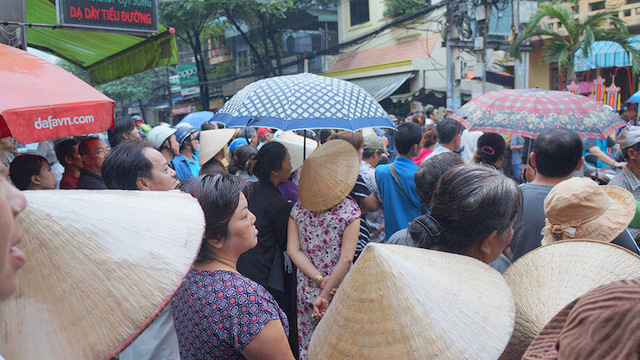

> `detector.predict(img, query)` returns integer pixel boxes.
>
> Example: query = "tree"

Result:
[159,0,216,110]
[510,4,640,76]
[384,0,426,18]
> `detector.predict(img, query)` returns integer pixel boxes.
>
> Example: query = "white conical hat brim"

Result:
[272,131,318,171]
[308,243,515,359]
[199,129,236,164]
[0,190,205,360]
[500,240,640,360]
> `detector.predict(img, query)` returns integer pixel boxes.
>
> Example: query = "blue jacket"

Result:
[375,157,428,241]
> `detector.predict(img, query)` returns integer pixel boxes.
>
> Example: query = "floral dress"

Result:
[290,198,360,359]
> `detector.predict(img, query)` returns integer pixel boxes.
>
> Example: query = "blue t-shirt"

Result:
[375,157,428,241]
[511,135,524,165]
[172,153,200,181]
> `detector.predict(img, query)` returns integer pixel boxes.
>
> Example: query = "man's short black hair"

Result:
[395,122,422,155]
[435,118,461,144]
[102,140,154,190]
[10,154,48,190]
[533,128,583,178]
[55,139,79,167]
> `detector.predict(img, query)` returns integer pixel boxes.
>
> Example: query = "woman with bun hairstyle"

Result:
[408,164,522,264]
[228,144,258,181]
[173,174,294,360]
[473,132,506,170]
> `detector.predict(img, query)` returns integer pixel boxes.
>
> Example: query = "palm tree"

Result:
[510,4,640,75]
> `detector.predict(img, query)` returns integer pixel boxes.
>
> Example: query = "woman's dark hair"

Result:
[180,174,247,263]
[421,126,438,149]
[228,144,258,174]
[248,142,288,181]
[328,131,364,151]
[102,140,153,190]
[200,158,229,176]
[108,117,136,149]
[318,129,334,144]
[473,133,506,167]
[55,138,79,167]
[408,164,522,255]
[414,152,465,208]
[9,154,48,190]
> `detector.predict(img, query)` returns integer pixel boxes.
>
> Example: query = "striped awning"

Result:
[574,35,640,72]
[348,72,415,102]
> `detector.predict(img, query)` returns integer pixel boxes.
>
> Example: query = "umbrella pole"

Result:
[524,138,532,184]
[303,130,307,161]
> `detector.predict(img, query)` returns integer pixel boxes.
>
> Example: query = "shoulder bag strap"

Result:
[389,163,425,215]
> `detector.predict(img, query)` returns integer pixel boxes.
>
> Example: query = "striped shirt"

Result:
[347,174,372,261]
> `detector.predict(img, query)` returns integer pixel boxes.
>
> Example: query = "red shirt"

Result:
[59,171,79,189]
[412,148,433,165]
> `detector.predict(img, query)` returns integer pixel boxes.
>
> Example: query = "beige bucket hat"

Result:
[541,178,635,245]
[308,243,515,360]
[298,139,359,212]
[198,129,236,164]
[272,131,318,171]
[0,190,205,360]
[499,240,640,360]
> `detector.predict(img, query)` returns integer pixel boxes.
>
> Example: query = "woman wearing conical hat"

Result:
[286,139,361,359]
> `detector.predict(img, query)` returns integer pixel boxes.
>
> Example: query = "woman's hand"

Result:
[312,294,331,319]
[319,276,328,290]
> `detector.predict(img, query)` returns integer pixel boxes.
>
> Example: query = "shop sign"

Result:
[56,0,159,34]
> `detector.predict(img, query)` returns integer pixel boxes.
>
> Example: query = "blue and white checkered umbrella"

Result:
[213,73,394,131]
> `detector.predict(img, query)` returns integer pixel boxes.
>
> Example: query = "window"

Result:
[286,35,296,55]
[237,50,249,72]
[349,0,370,27]
[590,1,605,11]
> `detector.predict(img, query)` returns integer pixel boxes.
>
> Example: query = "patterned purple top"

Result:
[171,269,289,360]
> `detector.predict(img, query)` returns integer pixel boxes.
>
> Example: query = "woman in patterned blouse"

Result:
[172,174,294,360]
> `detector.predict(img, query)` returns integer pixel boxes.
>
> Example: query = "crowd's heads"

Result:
[78,137,108,172]
[409,164,522,264]
[395,122,423,155]
[248,141,291,183]
[257,127,273,143]
[180,174,251,263]
[411,113,426,126]
[102,140,179,191]
[174,126,198,153]
[228,144,258,174]
[329,131,364,153]
[147,125,179,156]
[425,107,439,122]
[0,174,26,300]
[617,126,640,162]
[318,129,335,144]
[541,178,635,245]
[9,154,56,190]
[237,127,258,145]
[435,118,462,145]
[55,139,82,170]
[362,133,386,160]
[420,125,438,149]
[474,133,506,168]
[533,128,583,178]
[200,121,218,131]
[414,152,464,208]
[108,117,141,149]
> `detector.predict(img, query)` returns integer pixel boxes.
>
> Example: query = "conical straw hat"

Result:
[308,243,515,359]
[499,240,640,360]
[272,131,318,171]
[198,129,236,164]
[0,190,205,360]
[298,139,359,212]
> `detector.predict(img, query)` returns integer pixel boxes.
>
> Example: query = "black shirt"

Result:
[237,180,290,293]
[347,174,372,261]
[76,168,106,190]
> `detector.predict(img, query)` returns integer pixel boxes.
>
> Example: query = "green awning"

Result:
[25,0,178,85]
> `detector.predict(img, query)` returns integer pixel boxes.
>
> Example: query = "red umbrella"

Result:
[0,44,114,144]
[450,89,626,139]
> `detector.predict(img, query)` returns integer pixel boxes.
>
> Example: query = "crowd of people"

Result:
[3,105,640,360]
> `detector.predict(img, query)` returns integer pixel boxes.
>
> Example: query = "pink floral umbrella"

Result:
[450,89,626,139]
